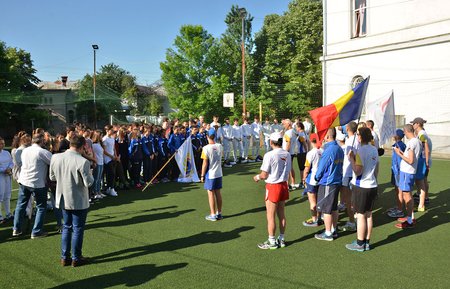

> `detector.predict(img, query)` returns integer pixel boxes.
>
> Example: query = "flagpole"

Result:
[141,153,176,192]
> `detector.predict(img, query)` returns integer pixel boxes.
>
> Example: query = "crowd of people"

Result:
[0,114,433,264]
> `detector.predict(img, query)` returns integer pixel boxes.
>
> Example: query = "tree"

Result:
[0,41,46,133]
[76,63,137,125]
[253,0,323,118]
[161,25,225,120]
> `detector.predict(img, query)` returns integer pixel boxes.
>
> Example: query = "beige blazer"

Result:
[49,149,94,210]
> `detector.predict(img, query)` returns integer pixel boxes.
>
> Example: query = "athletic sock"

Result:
[325,231,332,237]
[268,236,276,244]
[357,239,365,246]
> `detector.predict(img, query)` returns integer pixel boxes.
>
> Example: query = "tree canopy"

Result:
[161,0,323,120]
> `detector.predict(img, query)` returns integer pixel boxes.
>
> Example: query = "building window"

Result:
[352,0,367,38]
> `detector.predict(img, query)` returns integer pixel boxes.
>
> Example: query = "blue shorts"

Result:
[204,177,222,191]
[303,183,319,194]
[415,157,427,180]
[399,171,415,192]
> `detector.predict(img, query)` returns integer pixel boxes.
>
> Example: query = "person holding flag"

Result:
[201,128,224,222]
[314,128,344,241]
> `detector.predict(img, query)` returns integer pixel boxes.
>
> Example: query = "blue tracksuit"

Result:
[315,141,344,186]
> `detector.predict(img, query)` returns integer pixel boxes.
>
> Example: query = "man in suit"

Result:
[50,135,94,267]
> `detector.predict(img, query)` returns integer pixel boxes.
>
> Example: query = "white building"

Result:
[322,0,450,156]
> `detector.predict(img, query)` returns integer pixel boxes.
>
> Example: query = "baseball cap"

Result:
[395,129,404,139]
[207,128,216,137]
[410,117,427,125]
[269,132,283,142]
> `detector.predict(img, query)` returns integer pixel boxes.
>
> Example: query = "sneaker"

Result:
[397,217,416,223]
[417,206,425,212]
[277,238,286,248]
[31,231,48,239]
[12,230,22,237]
[332,230,339,239]
[255,158,262,162]
[303,218,320,227]
[395,220,415,229]
[340,221,356,232]
[387,209,404,218]
[257,240,278,250]
[248,159,256,163]
[288,185,296,191]
[241,159,248,164]
[223,163,232,168]
[337,202,346,212]
[314,231,333,241]
[345,240,365,252]
[365,242,371,251]
[205,215,217,222]
[109,188,118,197]
[386,207,398,213]
[230,161,237,165]
[215,213,223,220]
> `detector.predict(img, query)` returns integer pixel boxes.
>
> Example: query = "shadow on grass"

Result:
[91,226,254,264]
[86,208,195,230]
[49,263,188,289]
[373,188,450,249]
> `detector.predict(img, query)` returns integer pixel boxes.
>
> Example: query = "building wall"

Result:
[323,0,450,156]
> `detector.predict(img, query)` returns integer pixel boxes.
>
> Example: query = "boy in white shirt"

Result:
[241,118,252,163]
[201,128,224,221]
[231,118,243,164]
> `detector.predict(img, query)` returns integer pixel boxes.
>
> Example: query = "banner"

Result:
[175,136,200,183]
[367,90,396,146]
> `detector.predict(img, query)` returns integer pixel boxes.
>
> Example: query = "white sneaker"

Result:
[230,161,237,165]
[109,188,118,197]
[241,159,248,164]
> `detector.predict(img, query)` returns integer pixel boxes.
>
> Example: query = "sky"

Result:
[0,0,292,85]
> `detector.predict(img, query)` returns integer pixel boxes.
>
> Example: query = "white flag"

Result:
[367,90,396,146]
[175,136,200,183]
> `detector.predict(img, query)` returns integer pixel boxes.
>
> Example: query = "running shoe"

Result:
[257,240,278,250]
[339,221,356,232]
[395,220,415,229]
[345,240,365,252]
[302,218,320,227]
[205,215,217,222]
[277,238,286,248]
[387,209,404,218]
[314,232,333,241]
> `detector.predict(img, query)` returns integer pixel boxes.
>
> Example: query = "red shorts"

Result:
[265,182,289,203]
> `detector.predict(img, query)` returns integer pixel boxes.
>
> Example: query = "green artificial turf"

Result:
[0,157,449,289]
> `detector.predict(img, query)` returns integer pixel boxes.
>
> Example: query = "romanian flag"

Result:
[309,76,370,141]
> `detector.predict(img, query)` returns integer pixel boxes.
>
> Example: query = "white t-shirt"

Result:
[400,138,421,174]
[305,147,322,186]
[102,136,116,164]
[282,129,297,155]
[260,148,291,184]
[201,143,223,179]
[92,143,104,166]
[262,123,273,140]
[343,135,360,178]
[303,121,312,135]
[351,144,379,188]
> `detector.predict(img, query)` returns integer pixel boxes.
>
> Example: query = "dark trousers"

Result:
[130,161,142,185]
[104,161,116,189]
[143,156,151,182]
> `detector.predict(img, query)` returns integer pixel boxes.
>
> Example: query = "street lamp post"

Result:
[92,44,99,129]
[239,7,247,118]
